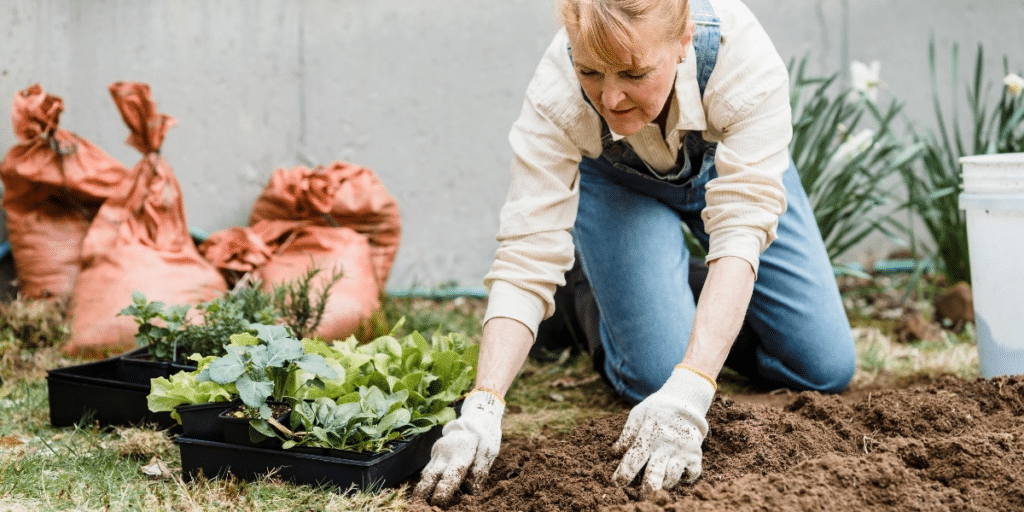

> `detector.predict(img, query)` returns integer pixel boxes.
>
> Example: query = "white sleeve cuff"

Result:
[482,280,547,338]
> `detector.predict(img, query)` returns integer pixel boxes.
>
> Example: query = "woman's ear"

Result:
[678,20,695,60]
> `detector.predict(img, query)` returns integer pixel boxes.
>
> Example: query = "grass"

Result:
[0,276,979,511]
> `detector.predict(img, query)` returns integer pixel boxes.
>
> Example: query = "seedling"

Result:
[198,324,338,419]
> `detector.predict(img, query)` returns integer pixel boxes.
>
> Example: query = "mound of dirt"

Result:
[408,375,1024,511]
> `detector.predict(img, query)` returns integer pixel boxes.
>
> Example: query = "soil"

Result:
[406,375,1024,511]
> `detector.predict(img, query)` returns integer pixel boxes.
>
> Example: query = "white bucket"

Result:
[959,152,1024,378]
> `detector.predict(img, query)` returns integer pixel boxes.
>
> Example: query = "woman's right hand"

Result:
[413,389,505,505]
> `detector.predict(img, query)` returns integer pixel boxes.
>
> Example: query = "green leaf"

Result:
[377,408,412,432]
[295,353,339,380]
[429,351,463,384]
[361,386,388,417]
[374,336,403,359]
[237,373,274,409]
[266,336,304,368]
[253,323,293,344]
[228,332,260,347]
[208,346,247,385]
[251,418,276,438]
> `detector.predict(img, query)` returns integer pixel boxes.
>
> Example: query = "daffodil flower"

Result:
[1004,73,1024,97]
[830,129,875,167]
[850,60,884,102]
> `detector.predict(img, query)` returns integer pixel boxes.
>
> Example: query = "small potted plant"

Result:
[200,324,338,446]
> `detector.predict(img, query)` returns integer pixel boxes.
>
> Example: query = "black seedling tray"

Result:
[176,400,236,441]
[218,401,289,448]
[176,424,443,490]
[47,356,177,429]
[117,347,197,385]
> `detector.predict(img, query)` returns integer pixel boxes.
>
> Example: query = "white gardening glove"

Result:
[611,366,716,499]
[413,389,504,505]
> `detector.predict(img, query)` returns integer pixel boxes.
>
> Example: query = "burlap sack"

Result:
[248,161,401,291]
[64,82,227,357]
[0,84,131,298]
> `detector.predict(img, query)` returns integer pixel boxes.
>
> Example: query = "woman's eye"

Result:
[578,69,598,77]
[625,71,649,80]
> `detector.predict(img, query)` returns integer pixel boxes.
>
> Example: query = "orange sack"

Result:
[64,82,227,358]
[199,219,379,342]
[0,84,132,299]
[248,161,401,290]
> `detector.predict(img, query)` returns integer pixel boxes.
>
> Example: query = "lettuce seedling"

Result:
[147,354,235,422]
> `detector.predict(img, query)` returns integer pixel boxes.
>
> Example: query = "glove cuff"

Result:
[674,363,718,391]
[463,388,506,419]
[664,366,716,416]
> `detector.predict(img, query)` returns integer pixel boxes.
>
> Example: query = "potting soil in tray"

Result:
[46,356,177,429]
[176,424,444,490]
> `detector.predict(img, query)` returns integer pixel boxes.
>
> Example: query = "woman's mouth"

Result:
[609,107,635,116]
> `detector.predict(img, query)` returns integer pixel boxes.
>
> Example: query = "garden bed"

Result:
[408,375,1024,511]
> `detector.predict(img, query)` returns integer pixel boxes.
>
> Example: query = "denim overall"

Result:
[564,0,856,404]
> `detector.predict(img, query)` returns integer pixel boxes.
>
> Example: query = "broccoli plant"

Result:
[198,324,338,419]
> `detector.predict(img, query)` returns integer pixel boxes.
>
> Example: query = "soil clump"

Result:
[408,375,1024,511]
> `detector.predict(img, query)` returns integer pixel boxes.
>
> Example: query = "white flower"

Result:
[850,60,884,102]
[830,129,876,167]
[1004,73,1024,97]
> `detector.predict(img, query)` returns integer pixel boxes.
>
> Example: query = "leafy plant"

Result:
[788,55,921,267]
[899,39,1024,284]
[198,324,338,419]
[146,354,236,422]
[146,317,477,453]
[256,323,475,453]
[121,287,281,364]
[282,388,417,453]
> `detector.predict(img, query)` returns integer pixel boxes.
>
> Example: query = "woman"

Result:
[415,0,856,504]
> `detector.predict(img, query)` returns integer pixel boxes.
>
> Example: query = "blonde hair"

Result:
[560,0,690,68]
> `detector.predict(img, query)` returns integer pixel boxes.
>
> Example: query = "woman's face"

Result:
[569,17,689,136]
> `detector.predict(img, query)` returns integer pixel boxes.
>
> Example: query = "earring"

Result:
[678,56,685,64]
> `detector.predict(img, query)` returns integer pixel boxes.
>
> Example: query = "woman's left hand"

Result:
[611,366,716,498]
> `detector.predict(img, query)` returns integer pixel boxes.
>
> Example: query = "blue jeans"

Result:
[573,156,856,404]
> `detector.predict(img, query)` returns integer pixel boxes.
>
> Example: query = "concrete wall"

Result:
[2,1,1023,291]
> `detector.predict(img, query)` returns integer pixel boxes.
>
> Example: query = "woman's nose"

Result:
[602,80,626,110]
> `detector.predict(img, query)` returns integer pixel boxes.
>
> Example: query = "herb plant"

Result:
[272,265,344,340]
[121,288,281,364]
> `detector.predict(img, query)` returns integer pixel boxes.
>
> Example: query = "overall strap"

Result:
[689,0,721,97]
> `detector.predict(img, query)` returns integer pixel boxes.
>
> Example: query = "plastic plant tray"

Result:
[117,347,197,385]
[46,356,176,429]
[218,401,288,448]
[176,400,237,441]
[177,424,443,490]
